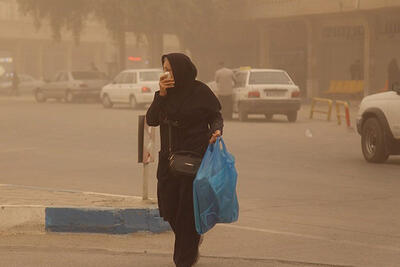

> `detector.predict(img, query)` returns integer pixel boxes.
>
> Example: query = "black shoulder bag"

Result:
[167,120,202,177]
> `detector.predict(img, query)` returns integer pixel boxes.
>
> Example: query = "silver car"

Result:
[0,74,44,95]
[34,71,109,103]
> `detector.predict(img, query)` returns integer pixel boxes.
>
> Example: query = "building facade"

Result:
[0,0,154,80]
[230,0,400,98]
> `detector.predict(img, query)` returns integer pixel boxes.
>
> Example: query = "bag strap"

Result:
[165,87,197,155]
[168,121,173,155]
[167,119,180,155]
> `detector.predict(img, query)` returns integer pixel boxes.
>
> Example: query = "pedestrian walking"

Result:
[146,53,223,267]
[11,71,19,96]
[388,58,400,90]
[215,62,235,120]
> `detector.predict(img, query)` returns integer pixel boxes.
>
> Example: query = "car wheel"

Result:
[102,94,113,108]
[130,95,138,109]
[35,89,46,103]
[265,114,273,120]
[287,111,298,122]
[65,90,75,103]
[361,117,389,163]
[238,107,248,122]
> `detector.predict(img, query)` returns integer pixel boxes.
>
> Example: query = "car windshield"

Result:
[249,71,292,85]
[72,71,106,80]
[139,71,162,82]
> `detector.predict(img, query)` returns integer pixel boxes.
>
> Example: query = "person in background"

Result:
[11,71,20,96]
[388,58,400,90]
[350,59,363,80]
[90,62,99,72]
[146,53,223,267]
[215,62,235,120]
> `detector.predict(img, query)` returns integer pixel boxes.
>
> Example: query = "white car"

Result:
[35,71,109,103]
[101,69,162,109]
[233,68,301,122]
[356,86,400,163]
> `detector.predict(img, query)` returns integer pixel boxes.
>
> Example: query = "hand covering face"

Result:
[161,53,221,125]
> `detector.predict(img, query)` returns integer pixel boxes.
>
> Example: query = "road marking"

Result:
[82,191,143,200]
[0,147,37,153]
[0,205,47,208]
[0,245,352,266]
[0,184,144,200]
[219,224,400,252]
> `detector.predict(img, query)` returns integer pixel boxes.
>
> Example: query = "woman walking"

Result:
[146,53,223,267]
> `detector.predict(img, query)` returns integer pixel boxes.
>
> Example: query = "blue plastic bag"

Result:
[193,137,239,234]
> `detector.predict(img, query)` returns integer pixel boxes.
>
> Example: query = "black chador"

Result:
[146,53,223,267]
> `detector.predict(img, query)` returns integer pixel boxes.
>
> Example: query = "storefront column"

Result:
[66,42,73,71]
[38,41,45,79]
[305,19,320,99]
[149,32,163,68]
[362,16,377,96]
[14,39,23,73]
[258,25,271,68]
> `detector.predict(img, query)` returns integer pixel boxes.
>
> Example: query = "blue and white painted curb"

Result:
[0,205,170,234]
[46,207,170,234]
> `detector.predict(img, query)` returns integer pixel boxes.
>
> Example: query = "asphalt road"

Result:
[1,96,400,266]
[0,232,326,267]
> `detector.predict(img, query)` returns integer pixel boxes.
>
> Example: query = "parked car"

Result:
[100,69,162,109]
[0,74,11,94]
[0,74,44,95]
[232,68,301,122]
[34,71,109,103]
[356,85,400,163]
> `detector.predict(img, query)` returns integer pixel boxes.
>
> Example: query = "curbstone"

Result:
[148,209,172,233]
[45,207,171,234]
[0,206,45,233]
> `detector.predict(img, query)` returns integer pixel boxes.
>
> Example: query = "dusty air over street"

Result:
[1,1,400,267]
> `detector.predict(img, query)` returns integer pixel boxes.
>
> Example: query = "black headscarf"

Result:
[161,53,221,124]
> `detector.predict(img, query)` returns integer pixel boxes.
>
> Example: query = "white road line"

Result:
[218,224,400,252]
[0,147,37,153]
[0,204,47,208]
[82,191,143,200]
[0,184,144,200]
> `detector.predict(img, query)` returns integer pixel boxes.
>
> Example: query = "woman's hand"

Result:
[159,74,175,96]
[209,130,221,144]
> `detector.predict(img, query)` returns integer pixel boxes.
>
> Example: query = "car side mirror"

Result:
[392,82,400,95]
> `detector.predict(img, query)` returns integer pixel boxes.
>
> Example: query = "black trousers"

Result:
[218,95,233,120]
[160,176,200,267]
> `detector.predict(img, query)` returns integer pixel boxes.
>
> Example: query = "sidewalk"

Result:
[0,184,352,267]
[0,184,169,234]
[0,95,34,102]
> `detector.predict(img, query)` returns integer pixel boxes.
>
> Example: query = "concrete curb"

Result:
[1,205,170,234]
[0,205,46,233]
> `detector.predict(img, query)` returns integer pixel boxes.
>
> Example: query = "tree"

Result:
[16,0,231,74]
[17,0,92,44]
[167,0,231,76]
